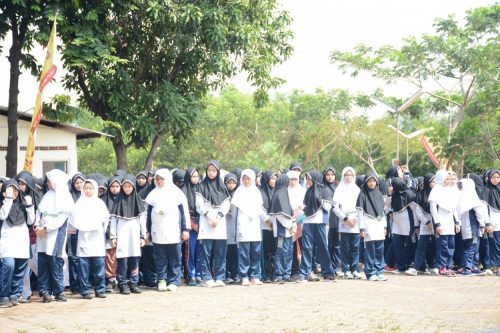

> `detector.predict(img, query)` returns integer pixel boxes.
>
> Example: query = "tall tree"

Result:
[48,0,292,171]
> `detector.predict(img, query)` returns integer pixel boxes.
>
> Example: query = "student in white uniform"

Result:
[0,180,35,308]
[429,170,460,276]
[195,160,231,288]
[483,169,500,275]
[145,169,190,292]
[333,167,361,279]
[357,174,387,281]
[34,169,74,303]
[232,169,268,286]
[109,175,147,294]
[70,179,109,299]
[287,170,306,279]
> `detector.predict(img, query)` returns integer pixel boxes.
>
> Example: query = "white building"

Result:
[0,107,110,178]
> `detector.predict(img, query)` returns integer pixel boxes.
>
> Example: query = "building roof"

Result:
[0,107,113,140]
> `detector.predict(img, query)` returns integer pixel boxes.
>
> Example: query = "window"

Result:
[42,161,68,176]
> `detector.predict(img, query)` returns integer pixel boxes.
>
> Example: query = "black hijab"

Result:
[232,168,243,184]
[356,175,366,188]
[304,170,331,217]
[224,173,238,198]
[483,169,500,210]
[197,160,230,206]
[467,173,484,200]
[135,170,149,194]
[378,176,388,196]
[391,177,416,212]
[322,166,337,198]
[356,173,385,219]
[260,170,277,211]
[15,171,42,211]
[385,165,400,180]
[69,173,86,202]
[416,172,434,214]
[110,174,146,219]
[103,175,122,212]
[1,180,27,226]
[172,169,186,188]
[182,167,200,216]
[269,174,293,217]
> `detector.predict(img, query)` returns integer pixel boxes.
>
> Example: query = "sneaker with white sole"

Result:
[201,280,216,288]
[344,271,354,279]
[251,279,263,285]
[241,278,250,286]
[368,275,378,281]
[214,280,225,287]
[377,274,387,281]
[158,279,167,292]
[405,268,418,276]
[353,271,362,279]
[167,284,178,292]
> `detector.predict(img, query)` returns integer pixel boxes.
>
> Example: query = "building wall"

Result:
[0,116,78,178]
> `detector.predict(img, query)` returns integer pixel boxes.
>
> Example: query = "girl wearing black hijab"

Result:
[0,180,35,307]
[224,172,239,284]
[388,177,416,273]
[109,175,147,294]
[406,173,436,276]
[68,172,86,295]
[356,174,387,281]
[269,174,297,283]
[260,170,278,283]
[183,168,202,286]
[323,166,341,276]
[195,160,231,287]
[483,169,500,275]
[297,170,336,282]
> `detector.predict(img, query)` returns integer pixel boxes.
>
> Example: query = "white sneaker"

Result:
[484,269,494,275]
[353,271,362,279]
[405,268,418,276]
[344,271,353,279]
[241,278,250,286]
[430,268,439,276]
[166,284,178,292]
[157,279,167,292]
[201,279,216,288]
[251,279,263,285]
[214,280,225,287]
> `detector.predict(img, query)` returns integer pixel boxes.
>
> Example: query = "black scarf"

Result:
[182,167,200,216]
[467,173,484,200]
[15,171,42,211]
[322,166,337,198]
[1,180,27,226]
[260,170,277,211]
[304,170,330,217]
[416,173,434,213]
[110,174,146,219]
[224,173,238,198]
[197,160,230,206]
[269,174,293,217]
[391,177,416,212]
[385,165,399,180]
[103,176,122,212]
[69,173,86,202]
[483,170,500,210]
[356,173,385,219]
[135,170,149,194]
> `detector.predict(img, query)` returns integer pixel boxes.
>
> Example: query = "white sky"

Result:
[0,0,495,112]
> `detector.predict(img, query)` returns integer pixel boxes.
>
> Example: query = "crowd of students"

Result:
[0,161,498,308]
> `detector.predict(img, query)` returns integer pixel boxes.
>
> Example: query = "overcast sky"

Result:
[0,0,495,112]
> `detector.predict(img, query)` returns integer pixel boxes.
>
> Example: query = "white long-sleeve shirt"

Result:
[0,198,35,258]
[195,194,230,240]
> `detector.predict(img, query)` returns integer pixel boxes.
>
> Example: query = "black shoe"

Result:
[95,293,107,299]
[130,284,142,294]
[284,277,294,283]
[41,291,51,303]
[82,293,93,300]
[119,285,131,295]
[263,278,272,284]
[55,292,67,302]
[324,275,337,282]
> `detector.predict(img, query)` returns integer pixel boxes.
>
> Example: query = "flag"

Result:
[420,136,441,169]
[23,16,58,172]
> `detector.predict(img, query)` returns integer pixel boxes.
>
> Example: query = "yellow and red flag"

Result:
[23,16,58,172]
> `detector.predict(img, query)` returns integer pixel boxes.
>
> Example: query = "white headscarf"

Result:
[428,169,455,212]
[286,170,306,210]
[38,169,74,215]
[70,179,109,231]
[459,178,482,216]
[145,169,187,214]
[332,167,360,214]
[231,169,263,217]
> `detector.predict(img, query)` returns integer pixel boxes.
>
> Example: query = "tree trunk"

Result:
[5,35,22,177]
[112,136,128,172]
[143,131,165,171]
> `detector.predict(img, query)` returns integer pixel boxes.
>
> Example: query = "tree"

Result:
[48,0,292,172]
[0,1,49,177]
[330,4,500,175]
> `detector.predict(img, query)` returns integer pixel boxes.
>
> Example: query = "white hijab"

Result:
[71,179,109,231]
[145,169,187,214]
[332,167,360,213]
[38,169,74,215]
[231,169,263,217]
[458,178,482,216]
[287,170,306,210]
[428,169,455,212]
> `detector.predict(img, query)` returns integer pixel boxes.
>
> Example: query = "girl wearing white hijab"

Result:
[70,179,110,299]
[231,169,268,286]
[34,169,74,303]
[145,169,190,292]
[333,167,361,279]
[286,170,306,278]
[429,170,460,276]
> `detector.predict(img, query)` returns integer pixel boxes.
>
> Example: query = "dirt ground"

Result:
[1,274,499,333]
